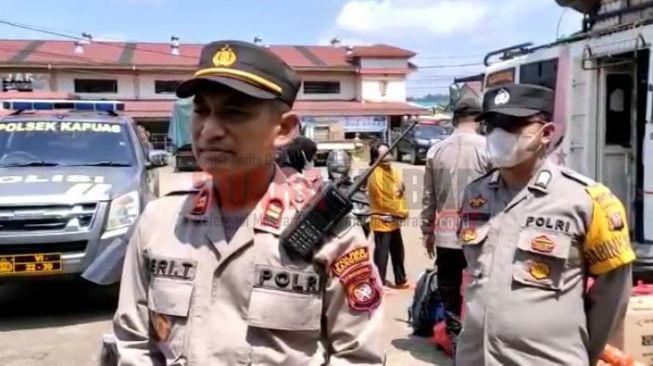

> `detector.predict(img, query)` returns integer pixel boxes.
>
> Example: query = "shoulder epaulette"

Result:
[559,167,596,187]
[164,190,199,197]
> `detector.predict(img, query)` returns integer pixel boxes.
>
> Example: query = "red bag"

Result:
[431,271,471,357]
[432,321,454,357]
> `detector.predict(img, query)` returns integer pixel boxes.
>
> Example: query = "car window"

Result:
[414,125,447,138]
[0,120,136,166]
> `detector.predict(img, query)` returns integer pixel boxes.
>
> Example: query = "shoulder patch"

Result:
[560,168,596,187]
[583,183,635,275]
[331,246,382,312]
[164,190,200,197]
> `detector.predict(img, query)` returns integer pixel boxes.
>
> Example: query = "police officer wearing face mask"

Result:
[456,83,635,366]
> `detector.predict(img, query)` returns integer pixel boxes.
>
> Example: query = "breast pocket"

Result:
[246,288,322,331]
[147,278,194,364]
[512,230,572,291]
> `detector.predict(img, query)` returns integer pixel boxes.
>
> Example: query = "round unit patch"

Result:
[347,278,381,312]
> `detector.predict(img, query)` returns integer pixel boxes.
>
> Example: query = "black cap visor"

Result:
[476,107,540,122]
[176,76,277,100]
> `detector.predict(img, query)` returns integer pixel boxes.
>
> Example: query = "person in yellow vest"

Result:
[367,141,410,289]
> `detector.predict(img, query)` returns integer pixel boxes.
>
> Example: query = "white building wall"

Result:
[361,77,406,102]
[55,72,136,100]
[138,73,191,99]
[297,72,357,100]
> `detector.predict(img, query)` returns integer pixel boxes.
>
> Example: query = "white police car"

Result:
[0,99,167,284]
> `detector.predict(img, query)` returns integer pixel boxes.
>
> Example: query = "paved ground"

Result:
[0,161,451,366]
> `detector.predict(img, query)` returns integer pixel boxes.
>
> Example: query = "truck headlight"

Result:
[105,191,140,233]
[416,138,429,145]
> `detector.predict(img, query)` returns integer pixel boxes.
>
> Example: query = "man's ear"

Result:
[540,122,556,145]
[273,112,300,149]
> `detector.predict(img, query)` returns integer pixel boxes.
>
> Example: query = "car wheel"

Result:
[409,149,419,165]
[394,149,403,162]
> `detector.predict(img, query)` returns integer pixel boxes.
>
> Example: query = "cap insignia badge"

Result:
[494,88,510,105]
[213,45,237,67]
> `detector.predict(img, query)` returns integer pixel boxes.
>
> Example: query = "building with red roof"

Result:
[0,38,426,146]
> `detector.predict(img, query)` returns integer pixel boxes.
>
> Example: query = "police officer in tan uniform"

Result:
[421,91,491,350]
[456,83,635,366]
[112,40,385,366]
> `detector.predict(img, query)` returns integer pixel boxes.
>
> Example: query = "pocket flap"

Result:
[147,278,194,317]
[517,230,571,259]
[247,288,321,331]
[459,223,490,246]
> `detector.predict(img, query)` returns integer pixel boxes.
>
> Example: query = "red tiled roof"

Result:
[351,44,416,58]
[293,101,427,116]
[0,40,416,70]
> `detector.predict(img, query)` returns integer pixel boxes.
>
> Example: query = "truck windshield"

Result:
[414,125,447,138]
[0,120,135,167]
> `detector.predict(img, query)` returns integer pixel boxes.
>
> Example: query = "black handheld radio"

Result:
[279,120,419,261]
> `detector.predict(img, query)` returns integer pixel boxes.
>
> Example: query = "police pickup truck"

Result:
[0,99,168,283]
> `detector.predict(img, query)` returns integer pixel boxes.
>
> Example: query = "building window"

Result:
[303,81,341,94]
[74,79,118,93]
[519,59,558,91]
[379,81,388,97]
[155,80,183,94]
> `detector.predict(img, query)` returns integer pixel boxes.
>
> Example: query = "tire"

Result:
[394,148,403,162]
[409,149,419,165]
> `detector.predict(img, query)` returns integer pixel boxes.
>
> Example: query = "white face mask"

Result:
[486,128,540,168]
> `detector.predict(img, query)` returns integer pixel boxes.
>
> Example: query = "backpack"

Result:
[407,268,446,337]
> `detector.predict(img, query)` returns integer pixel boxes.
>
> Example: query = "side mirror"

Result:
[147,150,169,168]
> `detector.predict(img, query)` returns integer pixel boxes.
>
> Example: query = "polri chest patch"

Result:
[254,265,321,295]
[524,215,572,234]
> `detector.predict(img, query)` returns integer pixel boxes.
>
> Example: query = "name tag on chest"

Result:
[147,255,197,281]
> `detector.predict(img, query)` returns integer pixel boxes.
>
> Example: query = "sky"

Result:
[0,0,584,97]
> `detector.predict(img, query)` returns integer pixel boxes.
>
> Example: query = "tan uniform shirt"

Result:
[456,159,635,366]
[113,166,385,366]
[421,131,491,249]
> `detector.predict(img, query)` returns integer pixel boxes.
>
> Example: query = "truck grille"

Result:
[0,241,87,255]
[0,204,98,233]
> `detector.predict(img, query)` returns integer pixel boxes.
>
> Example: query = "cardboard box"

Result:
[609,295,653,365]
